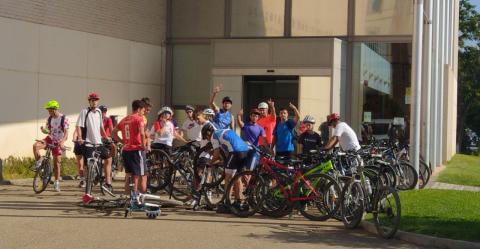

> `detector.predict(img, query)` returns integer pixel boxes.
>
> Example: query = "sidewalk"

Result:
[428,182,480,192]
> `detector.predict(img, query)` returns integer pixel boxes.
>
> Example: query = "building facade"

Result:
[0,0,458,169]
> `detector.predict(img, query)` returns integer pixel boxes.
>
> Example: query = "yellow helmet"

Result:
[44,99,60,110]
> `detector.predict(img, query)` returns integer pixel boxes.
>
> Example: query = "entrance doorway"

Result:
[243,76,299,113]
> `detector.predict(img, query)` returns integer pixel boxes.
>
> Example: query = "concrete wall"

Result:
[0,0,167,45]
[0,16,165,158]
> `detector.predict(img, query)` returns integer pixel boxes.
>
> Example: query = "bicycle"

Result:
[84,142,115,197]
[225,146,342,220]
[32,140,69,194]
[340,151,401,239]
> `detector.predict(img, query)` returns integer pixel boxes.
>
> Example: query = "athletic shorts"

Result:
[151,143,172,155]
[122,150,147,176]
[83,144,111,161]
[73,142,83,156]
[225,151,249,171]
[43,136,62,156]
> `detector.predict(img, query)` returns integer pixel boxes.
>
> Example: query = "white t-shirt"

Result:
[151,121,175,146]
[333,122,361,151]
[76,108,103,145]
[182,119,202,142]
[47,114,70,142]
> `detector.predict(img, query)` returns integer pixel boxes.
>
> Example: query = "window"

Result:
[291,0,348,36]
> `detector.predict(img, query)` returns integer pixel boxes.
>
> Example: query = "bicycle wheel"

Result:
[203,166,226,209]
[418,160,431,189]
[194,145,225,188]
[33,160,52,194]
[171,167,193,202]
[225,171,263,218]
[396,162,418,190]
[258,173,293,218]
[373,186,401,239]
[85,162,96,195]
[147,150,173,192]
[340,181,365,229]
[299,173,341,221]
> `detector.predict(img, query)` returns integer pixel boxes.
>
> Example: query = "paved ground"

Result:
[0,180,423,249]
[428,182,480,192]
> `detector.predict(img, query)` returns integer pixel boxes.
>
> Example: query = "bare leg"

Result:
[76,155,84,177]
[140,175,147,193]
[53,155,61,181]
[104,157,112,184]
[33,142,45,160]
[124,173,131,194]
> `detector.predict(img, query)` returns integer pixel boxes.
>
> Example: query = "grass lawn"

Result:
[438,154,480,187]
[2,156,78,180]
[398,189,480,242]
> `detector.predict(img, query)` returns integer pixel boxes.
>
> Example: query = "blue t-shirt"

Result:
[241,122,266,146]
[214,109,232,129]
[212,129,249,152]
[274,119,296,152]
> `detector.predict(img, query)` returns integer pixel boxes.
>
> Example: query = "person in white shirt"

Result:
[181,105,202,143]
[150,106,186,154]
[323,113,361,152]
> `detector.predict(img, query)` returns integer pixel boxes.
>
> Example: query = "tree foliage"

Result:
[458,0,480,148]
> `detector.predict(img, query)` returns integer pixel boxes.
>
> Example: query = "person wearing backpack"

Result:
[75,92,113,192]
[33,100,70,192]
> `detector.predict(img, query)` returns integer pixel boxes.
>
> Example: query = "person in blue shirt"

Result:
[237,108,268,147]
[273,102,300,159]
[202,125,254,213]
[209,85,234,129]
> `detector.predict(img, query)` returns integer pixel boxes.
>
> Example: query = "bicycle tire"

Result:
[147,150,173,192]
[340,181,365,229]
[225,171,263,218]
[418,160,431,189]
[33,160,52,194]
[373,186,401,239]
[298,173,341,221]
[170,167,194,202]
[396,162,418,190]
[194,145,226,188]
[203,167,226,209]
[257,173,293,218]
[85,161,96,195]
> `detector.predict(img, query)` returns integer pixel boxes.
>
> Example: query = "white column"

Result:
[410,0,424,177]
[422,0,433,168]
[430,0,440,171]
[437,0,446,166]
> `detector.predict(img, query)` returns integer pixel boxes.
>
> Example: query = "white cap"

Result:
[258,102,268,109]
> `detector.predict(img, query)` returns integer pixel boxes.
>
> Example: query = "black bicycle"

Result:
[84,142,115,197]
[32,140,69,194]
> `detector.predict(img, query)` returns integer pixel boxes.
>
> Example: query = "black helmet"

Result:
[222,96,233,104]
[201,123,215,140]
[99,105,107,112]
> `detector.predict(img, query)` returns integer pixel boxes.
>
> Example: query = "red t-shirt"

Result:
[257,114,276,145]
[117,114,145,151]
[103,117,113,137]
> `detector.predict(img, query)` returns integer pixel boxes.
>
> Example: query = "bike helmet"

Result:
[185,105,195,111]
[44,99,60,110]
[88,92,100,100]
[258,102,268,109]
[327,113,340,124]
[303,115,316,124]
[158,106,173,115]
[201,123,215,140]
[202,108,215,116]
[99,105,107,113]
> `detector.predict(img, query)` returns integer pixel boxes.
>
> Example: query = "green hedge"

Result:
[2,156,78,180]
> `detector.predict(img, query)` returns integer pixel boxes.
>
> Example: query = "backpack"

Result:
[47,115,66,133]
[81,108,102,140]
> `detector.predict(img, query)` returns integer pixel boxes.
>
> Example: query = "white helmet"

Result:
[202,108,215,116]
[303,115,316,124]
[258,102,268,109]
[158,106,173,115]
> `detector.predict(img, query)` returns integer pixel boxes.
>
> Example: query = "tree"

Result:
[457,0,480,151]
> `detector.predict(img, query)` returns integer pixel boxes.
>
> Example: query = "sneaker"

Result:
[216,203,231,214]
[31,158,43,171]
[79,178,86,188]
[53,180,60,192]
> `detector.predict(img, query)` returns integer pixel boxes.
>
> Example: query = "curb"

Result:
[360,221,480,249]
[7,175,77,185]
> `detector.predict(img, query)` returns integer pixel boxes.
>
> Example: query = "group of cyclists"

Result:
[33,85,362,212]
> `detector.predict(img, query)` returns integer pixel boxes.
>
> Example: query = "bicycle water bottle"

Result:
[365,178,372,195]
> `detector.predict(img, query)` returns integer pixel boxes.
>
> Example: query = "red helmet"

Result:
[327,113,340,124]
[88,92,100,100]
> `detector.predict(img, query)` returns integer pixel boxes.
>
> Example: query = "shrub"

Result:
[2,156,78,180]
